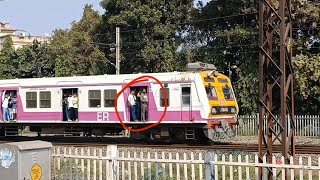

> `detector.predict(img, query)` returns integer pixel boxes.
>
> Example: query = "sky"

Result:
[0,0,211,36]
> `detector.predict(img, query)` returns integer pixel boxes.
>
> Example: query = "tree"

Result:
[99,0,194,74]
[291,1,320,114]
[188,0,259,114]
[187,0,320,115]
[50,4,108,77]
[292,54,320,114]
[16,40,54,78]
[0,36,18,79]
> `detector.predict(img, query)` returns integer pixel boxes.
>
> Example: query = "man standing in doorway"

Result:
[2,92,9,121]
[128,90,138,121]
[140,89,148,122]
[67,94,74,121]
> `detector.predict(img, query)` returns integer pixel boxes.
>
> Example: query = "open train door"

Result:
[0,90,18,121]
[180,84,192,121]
[61,88,78,121]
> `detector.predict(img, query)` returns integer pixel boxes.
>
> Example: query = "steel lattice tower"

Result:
[258,0,295,179]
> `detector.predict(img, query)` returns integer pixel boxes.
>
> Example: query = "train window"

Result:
[88,90,101,108]
[104,89,117,107]
[218,78,228,83]
[223,85,234,100]
[26,92,37,108]
[40,91,51,108]
[160,88,170,107]
[205,85,218,100]
[181,86,191,106]
[204,77,214,82]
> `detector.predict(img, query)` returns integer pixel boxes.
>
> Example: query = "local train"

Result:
[0,62,239,143]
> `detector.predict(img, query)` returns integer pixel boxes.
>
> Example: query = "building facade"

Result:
[0,22,51,51]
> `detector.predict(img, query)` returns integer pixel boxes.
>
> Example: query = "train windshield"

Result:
[205,85,218,100]
[222,85,234,100]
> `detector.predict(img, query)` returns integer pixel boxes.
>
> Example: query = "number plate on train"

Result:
[220,108,228,112]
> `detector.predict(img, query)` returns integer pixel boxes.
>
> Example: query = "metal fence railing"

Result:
[235,114,320,137]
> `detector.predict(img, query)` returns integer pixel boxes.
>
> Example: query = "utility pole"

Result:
[115,27,120,75]
[115,27,129,137]
[258,0,294,179]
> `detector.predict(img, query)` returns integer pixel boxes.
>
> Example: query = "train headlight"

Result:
[211,107,217,114]
[231,107,236,113]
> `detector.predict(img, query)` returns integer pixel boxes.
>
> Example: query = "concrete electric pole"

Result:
[115,27,120,75]
[115,27,129,137]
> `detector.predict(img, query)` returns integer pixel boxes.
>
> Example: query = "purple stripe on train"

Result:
[14,111,201,122]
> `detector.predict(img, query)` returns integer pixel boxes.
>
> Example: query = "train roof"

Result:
[0,62,228,87]
[0,71,202,87]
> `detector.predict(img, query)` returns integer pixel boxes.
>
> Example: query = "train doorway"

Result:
[181,84,192,121]
[128,86,148,122]
[62,88,78,121]
[1,90,18,121]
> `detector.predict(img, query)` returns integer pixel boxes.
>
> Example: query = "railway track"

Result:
[0,136,319,154]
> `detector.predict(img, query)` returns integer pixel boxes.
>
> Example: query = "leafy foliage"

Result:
[293,54,320,114]
[50,4,108,77]
[0,36,18,79]
[188,0,320,115]
[99,0,193,73]
[0,1,319,114]
[188,0,259,114]
[16,40,54,78]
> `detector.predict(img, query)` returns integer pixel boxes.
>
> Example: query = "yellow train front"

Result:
[190,62,239,139]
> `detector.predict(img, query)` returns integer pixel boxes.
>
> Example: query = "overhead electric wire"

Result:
[92,26,318,49]
[90,9,320,59]
[94,12,259,37]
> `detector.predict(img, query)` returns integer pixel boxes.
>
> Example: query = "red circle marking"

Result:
[114,75,168,133]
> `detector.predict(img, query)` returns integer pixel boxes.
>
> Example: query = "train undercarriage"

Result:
[0,121,238,144]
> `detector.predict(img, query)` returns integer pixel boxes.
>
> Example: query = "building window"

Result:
[26,92,37,108]
[181,86,191,106]
[40,91,51,108]
[160,88,170,107]
[88,90,101,108]
[104,89,117,107]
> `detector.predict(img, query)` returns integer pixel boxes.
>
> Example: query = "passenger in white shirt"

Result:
[128,90,137,121]
[2,92,10,121]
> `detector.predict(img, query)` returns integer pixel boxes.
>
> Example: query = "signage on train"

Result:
[29,88,46,90]
[220,108,228,113]
[97,112,110,121]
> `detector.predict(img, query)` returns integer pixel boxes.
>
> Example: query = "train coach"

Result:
[0,62,239,143]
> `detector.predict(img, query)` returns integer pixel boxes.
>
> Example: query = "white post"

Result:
[106,145,118,180]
